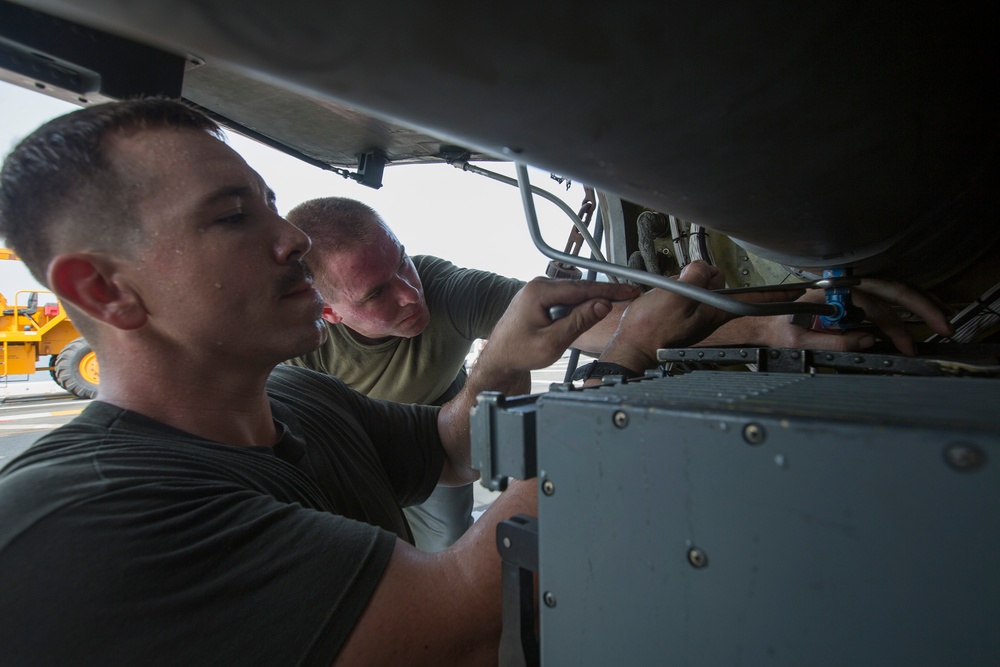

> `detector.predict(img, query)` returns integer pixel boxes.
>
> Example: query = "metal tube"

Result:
[454,161,609,265]
[514,163,840,318]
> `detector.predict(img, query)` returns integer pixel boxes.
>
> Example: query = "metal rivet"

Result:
[613,411,628,429]
[542,479,556,495]
[883,359,893,367]
[825,354,834,361]
[769,349,780,359]
[740,350,748,358]
[502,537,511,548]
[718,351,726,357]
[741,269,750,275]
[944,443,986,472]
[853,356,863,364]
[687,547,708,569]
[697,351,705,358]
[543,591,557,607]
[790,351,800,360]
[678,350,686,357]
[743,423,766,445]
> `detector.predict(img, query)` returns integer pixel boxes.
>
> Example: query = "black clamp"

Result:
[497,514,540,667]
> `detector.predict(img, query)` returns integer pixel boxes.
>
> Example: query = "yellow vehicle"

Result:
[0,248,98,399]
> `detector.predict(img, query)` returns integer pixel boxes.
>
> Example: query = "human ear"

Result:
[320,303,342,324]
[47,253,147,330]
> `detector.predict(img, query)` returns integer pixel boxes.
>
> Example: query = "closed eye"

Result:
[216,211,248,225]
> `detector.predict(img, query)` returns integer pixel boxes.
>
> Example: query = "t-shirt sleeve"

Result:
[268,365,445,508]
[417,255,526,341]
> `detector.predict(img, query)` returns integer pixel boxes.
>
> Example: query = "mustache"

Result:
[276,261,314,294]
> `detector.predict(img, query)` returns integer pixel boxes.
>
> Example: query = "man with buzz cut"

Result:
[0,97,804,665]
[284,197,602,551]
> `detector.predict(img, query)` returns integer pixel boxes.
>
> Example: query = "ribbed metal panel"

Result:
[542,371,1000,431]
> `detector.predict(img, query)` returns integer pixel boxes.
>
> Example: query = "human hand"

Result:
[598,260,741,373]
[479,277,640,375]
[730,277,953,355]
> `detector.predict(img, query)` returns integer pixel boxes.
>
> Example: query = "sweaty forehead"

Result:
[107,127,266,212]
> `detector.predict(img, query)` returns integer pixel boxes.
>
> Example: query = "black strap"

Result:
[571,361,644,382]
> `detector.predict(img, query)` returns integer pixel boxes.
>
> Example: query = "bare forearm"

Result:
[694,316,766,348]
[334,479,538,666]
[570,300,630,354]
[443,479,538,644]
[437,353,531,486]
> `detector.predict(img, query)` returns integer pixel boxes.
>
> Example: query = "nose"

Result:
[275,216,312,264]
[393,276,420,306]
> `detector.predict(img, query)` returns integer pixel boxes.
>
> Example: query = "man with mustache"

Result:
[0,97,776,665]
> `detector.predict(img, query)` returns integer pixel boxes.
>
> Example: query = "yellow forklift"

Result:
[0,248,98,399]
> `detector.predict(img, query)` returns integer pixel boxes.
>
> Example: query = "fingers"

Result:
[522,277,639,311]
[849,289,918,355]
[543,298,615,349]
[484,278,637,374]
[855,278,954,338]
[792,328,877,353]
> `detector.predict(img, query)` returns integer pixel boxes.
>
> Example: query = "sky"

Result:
[0,79,590,301]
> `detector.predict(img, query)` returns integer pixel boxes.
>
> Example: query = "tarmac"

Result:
[0,376,71,402]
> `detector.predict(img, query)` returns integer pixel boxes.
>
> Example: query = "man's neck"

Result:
[94,351,280,447]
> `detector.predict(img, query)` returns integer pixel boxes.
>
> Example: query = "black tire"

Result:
[53,337,99,400]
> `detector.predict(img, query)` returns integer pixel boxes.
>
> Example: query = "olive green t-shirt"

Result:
[288,255,526,405]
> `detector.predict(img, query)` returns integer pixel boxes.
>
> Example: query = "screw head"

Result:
[944,442,986,472]
[687,547,709,569]
[613,411,629,429]
[542,479,556,496]
[543,591,557,608]
[743,423,766,445]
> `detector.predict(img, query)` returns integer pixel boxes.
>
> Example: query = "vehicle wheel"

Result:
[53,337,99,399]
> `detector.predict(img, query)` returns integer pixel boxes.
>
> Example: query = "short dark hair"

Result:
[0,97,222,285]
[286,197,398,290]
